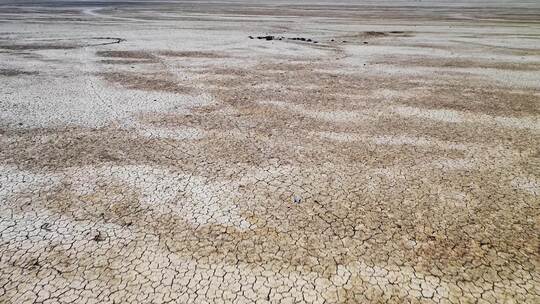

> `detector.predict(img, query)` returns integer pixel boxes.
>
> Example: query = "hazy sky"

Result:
[1,0,540,10]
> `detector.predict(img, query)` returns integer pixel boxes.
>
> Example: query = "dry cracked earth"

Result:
[0,0,539,303]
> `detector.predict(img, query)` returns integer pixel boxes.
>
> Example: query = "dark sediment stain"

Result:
[0,68,38,76]
[96,50,155,60]
[378,55,540,72]
[99,72,193,93]
[0,43,77,50]
[158,50,225,58]
[99,59,155,65]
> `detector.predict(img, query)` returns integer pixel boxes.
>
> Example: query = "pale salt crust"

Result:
[391,106,540,131]
[511,176,540,196]
[1,165,251,230]
[0,75,214,129]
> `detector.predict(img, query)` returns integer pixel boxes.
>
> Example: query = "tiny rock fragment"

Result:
[93,232,105,242]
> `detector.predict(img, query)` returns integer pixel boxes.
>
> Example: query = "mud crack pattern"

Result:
[1,1,539,303]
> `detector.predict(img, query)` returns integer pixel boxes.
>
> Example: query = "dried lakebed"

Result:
[0,1,539,303]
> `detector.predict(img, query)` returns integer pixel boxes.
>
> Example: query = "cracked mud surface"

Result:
[1,1,539,303]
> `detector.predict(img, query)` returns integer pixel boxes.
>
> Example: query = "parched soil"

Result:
[0,1,539,304]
